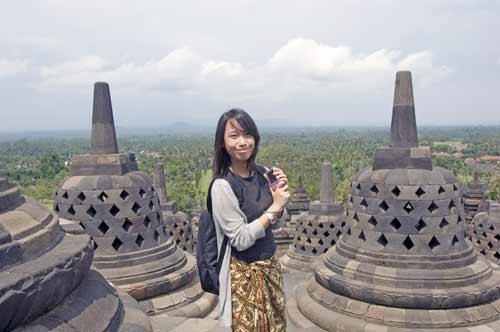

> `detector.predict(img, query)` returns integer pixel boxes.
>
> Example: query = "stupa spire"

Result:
[319,161,334,204]
[153,163,168,205]
[90,82,119,154]
[390,70,418,148]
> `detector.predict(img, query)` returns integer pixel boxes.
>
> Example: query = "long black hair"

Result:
[212,108,260,179]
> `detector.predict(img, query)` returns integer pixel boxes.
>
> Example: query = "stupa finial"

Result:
[90,82,119,154]
[390,71,418,148]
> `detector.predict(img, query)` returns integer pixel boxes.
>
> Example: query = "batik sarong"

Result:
[231,256,286,332]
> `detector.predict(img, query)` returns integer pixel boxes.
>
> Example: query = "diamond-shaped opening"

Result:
[122,218,133,232]
[109,204,120,217]
[112,237,123,252]
[457,215,463,223]
[346,228,352,236]
[494,252,500,260]
[377,234,388,247]
[86,205,97,218]
[427,202,438,213]
[403,236,414,250]
[132,202,141,214]
[67,205,76,215]
[453,184,458,191]
[311,230,317,236]
[62,191,69,199]
[349,196,353,203]
[438,186,446,194]
[173,223,178,229]
[77,192,86,202]
[144,216,152,229]
[120,190,129,200]
[449,200,456,210]
[336,230,342,237]
[149,200,154,210]
[358,231,366,241]
[307,221,313,227]
[390,218,402,230]
[360,198,368,208]
[495,234,500,241]
[139,188,146,198]
[391,186,401,197]
[312,248,318,254]
[415,187,426,197]
[302,229,307,234]
[180,229,185,236]
[488,241,494,249]
[370,184,379,194]
[480,249,486,256]
[54,204,60,212]
[319,223,324,228]
[428,236,440,250]
[97,191,108,202]
[297,236,302,241]
[483,232,488,238]
[329,223,335,229]
[415,218,427,232]
[356,183,361,191]
[330,239,336,246]
[97,221,109,234]
[319,239,324,245]
[452,235,459,246]
[135,234,144,247]
[353,213,359,222]
[490,225,495,231]
[379,200,389,212]
[439,218,449,229]
[323,248,328,253]
[403,202,414,214]
[323,231,330,237]
[368,216,378,227]
[341,222,346,227]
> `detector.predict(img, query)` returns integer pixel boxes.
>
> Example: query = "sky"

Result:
[1,0,499,131]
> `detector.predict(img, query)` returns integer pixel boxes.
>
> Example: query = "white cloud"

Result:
[36,38,451,102]
[0,59,30,78]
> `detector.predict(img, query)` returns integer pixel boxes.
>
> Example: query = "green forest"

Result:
[1,126,500,212]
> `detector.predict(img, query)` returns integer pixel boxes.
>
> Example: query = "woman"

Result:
[211,108,290,332]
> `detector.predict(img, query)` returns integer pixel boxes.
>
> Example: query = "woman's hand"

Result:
[269,181,290,212]
[272,167,288,188]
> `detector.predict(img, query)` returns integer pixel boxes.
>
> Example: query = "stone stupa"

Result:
[54,82,216,318]
[290,71,500,331]
[153,163,195,254]
[280,162,346,272]
[0,177,151,332]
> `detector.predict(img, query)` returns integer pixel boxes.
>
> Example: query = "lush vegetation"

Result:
[1,126,500,211]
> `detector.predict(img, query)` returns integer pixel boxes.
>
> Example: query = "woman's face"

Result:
[224,119,255,164]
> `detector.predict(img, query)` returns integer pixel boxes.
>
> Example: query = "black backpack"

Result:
[196,166,267,295]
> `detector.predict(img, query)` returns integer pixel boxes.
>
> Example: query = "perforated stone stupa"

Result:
[0,177,152,332]
[281,162,346,272]
[471,197,500,263]
[54,82,215,317]
[290,71,500,331]
[153,163,195,254]
[463,172,488,223]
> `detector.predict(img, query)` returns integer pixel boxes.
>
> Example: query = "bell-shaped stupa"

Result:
[281,162,346,272]
[0,177,151,332]
[54,82,215,317]
[289,71,500,331]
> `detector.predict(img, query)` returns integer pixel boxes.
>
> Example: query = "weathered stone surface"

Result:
[390,71,417,148]
[90,82,119,155]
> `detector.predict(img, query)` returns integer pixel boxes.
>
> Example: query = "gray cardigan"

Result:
[211,178,287,328]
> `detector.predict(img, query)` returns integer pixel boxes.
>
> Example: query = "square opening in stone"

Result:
[112,237,123,252]
[439,217,449,228]
[356,183,361,191]
[97,191,108,202]
[97,221,109,234]
[109,204,120,217]
[358,231,366,241]
[487,241,494,249]
[86,205,97,218]
[336,230,342,237]
[391,186,401,197]
[144,216,152,229]
[77,192,86,202]
[330,239,336,246]
[323,231,330,237]
[67,205,76,215]
[353,213,359,222]
[494,252,500,260]
[54,204,60,212]
[452,235,459,246]
[135,234,144,247]
[457,215,463,223]
[438,186,446,194]
[453,184,458,191]
[312,248,318,254]
[403,236,414,250]
[370,184,379,194]
[120,190,130,200]
[495,234,500,241]
[62,191,69,199]
[360,198,368,208]
[427,202,438,213]
[379,200,389,212]
[415,187,426,197]
[132,202,141,214]
[346,228,352,236]
[390,218,402,230]
[403,202,414,214]
[139,188,146,198]
[480,249,486,256]
[377,234,388,247]
[368,216,378,227]
[318,239,324,245]
[122,218,133,232]
[449,200,456,210]
[428,236,440,250]
[415,218,427,232]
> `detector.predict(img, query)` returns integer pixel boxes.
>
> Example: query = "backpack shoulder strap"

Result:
[206,177,230,272]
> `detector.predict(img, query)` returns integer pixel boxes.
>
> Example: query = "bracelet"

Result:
[264,209,283,215]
